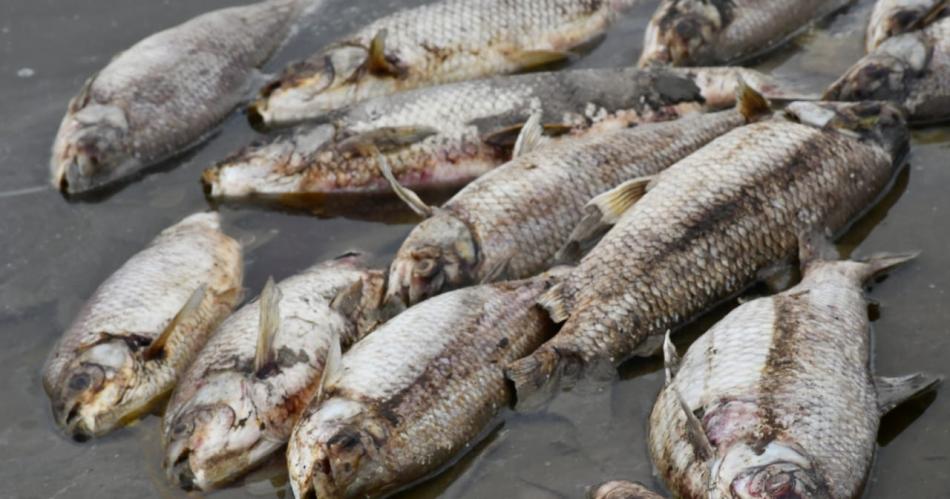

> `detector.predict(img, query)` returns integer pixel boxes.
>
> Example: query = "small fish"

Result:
[506,101,910,399]
[384,85,771,310]
[649,252,941,498]
[285,275,557,498]
[867,0,948,51]
[51,0,301,194]
[250,0,638,126]
[42,213,243,439]
[162,254,384,491]
[826,16,950,124]
[639,0,854,67]
[590,481,665,499]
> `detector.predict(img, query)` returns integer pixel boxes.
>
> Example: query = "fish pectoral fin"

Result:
[512,112,545,158]
[372,145,434,218]
[797,228,838,268]
[663,331,680,385]
[482,122,572,150]
[510,49,572,71]
[143,284,208,361]
[366,29,404,77]
[876,373,942,415]
[255,277,283,375]
[335,126,439,155]
[757,260,799,294]
[673,387,715,462]
[915,0,950,31]
[537,282,571,323]
[317,330,344,401]
[480,256,512,284]
[856,251,920,284]
[330,279,365,318]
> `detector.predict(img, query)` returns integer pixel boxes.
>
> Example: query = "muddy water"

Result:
[0,0,947,497]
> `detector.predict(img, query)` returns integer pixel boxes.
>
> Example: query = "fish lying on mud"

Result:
[591,480,665,499]
[649,252,941,498]
[285,274,558,498]
[639,0,854,67]
[867,0,948,51]
[384,85,771,310]
[506,100,910,399]
[249,0,640,126]
[50,0,301,194]
[162,254,384,491]
[207,66,796,203]
[826,15,950,124]
[42,213,243,439]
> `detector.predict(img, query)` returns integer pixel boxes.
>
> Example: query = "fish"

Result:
[285,274,558,498]
[42,212,243,440]
[591,481,665,499]
[506,100,910,399]
[249,0,639,126]
[384,84,771,310]
[638,0,854,67]
[648,252,941,498]
[50,0,301,194]
[867,0,949,51]
[825,16,950,124]
[161,254,384,491]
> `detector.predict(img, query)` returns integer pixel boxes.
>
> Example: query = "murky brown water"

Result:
[1,0,947,497]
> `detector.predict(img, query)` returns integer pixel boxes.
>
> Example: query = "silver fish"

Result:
[42,212,243,439]
[250,0,637,126]
[285,275,557,498]
[384,85,771,310]
[826,15,950,124]
[867,0,948,51]
[162,254,384,491]
[591,481,665,499]
[506,101,909,399]
[649,253,941,498]
[50,0,301,194]
[639,0,854,67]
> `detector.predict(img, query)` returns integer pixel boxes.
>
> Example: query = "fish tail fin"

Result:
[537,283,570,323]
[876,373,942,416]
[857,251,920,283]
[737,79,771,122]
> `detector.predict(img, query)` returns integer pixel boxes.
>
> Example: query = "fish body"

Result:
[867,0,948,51]
[506,101,909,397]
[639,0,853,67]
[826,16,950,124]
[649,255,940,498]
[591,480,665,499]
[162,255,384,491]
[43,213,243,439]
[51,0,300,194]
[251,0,637,126]
[285,276,556,498]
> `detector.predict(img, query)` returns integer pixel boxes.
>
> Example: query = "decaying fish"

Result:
[384,85,771,310]
[506,101,910,399]
[826,16,950,124]
[649,253,941,498]
[162,254,384,491]
[51,0,301,194]
[285,274,557,498]
[250,0,638,126]
[43,213,243,439]
[639,0,854,67]
[591,480,665,499]
[867,0,948,51]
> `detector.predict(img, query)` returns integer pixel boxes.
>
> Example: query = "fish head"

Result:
[785,100,909,160]
[51,102,135,194]
[288,399,389,499]
[385,212,478,309]
[825,34,930,105]
[710,442,832,499]
[640,0,725,66]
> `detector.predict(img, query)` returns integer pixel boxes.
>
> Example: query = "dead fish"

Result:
[506,101,910,399]
[50,0,301,194]
[285,274,557,498]
[250,0,638,126]
[826,16,950,124]
[867,0,949,51]
[384,84,771,310]
[590,481,665,499]
[161,254,384,491]
[639,0,854,67]
[649,251,941,498]
[42,213,243,439]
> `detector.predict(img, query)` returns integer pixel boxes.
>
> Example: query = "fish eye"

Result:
[414,259,439,277]
[68,372,92,391]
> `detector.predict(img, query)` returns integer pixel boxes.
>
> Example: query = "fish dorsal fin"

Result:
[876,373,942,415]
[512,112,545,158]
[736,78,771,122]
[510,49,571,71]
[366,29,403,77]
[335,126,439,155]
[674,387,714,462]
[255,277,283,374]
[143,284,207,361]
[482,122,572,150]
[537,282,571,323]
[372,146,434,217]
[330,279,364,319]
[316,330,344,401]
[663,331,681,385]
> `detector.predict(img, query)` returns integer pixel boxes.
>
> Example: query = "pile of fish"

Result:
[42,0,947,497]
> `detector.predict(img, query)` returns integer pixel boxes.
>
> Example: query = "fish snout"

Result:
[162,404,241,491]
[729,462,830,499]
[52,364,108,440]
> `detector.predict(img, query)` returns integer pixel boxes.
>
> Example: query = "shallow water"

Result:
[0,0,948,497]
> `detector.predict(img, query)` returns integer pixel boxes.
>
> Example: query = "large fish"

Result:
[162,254,384,491]
[591,481,665,499]
[249,0,638,126]
[639,0,854,67]
[285,275,558,498]
[208,67,790,203]
[50,0,301,194]
[42,213,243,439]
[506,101,910,398]
[649,253,941,498]
[867,0,948,51]
[826,15,950,124]
[384,85,771,310]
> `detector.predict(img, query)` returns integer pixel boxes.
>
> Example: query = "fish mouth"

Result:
[167,449,201,491]
[55,399,94,442]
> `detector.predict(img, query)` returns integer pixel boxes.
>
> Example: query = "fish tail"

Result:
[506,346,563,404]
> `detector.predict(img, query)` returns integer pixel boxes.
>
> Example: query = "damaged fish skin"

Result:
[590,480,666,499]
[867,0,949,51]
